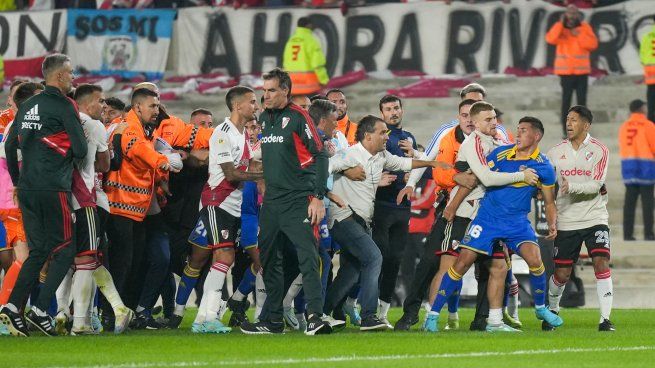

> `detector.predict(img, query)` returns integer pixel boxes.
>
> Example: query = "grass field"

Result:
[3,308,654,368]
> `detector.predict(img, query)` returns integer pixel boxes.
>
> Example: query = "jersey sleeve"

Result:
[538,159,557,188]
[210,130,234,166]
[294,110,328,196]
[63,102,88,160]
[465,138,523,187]
[90,120,108,153]
[406,124,455,188]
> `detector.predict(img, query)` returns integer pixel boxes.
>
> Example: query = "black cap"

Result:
[629,99,646,113]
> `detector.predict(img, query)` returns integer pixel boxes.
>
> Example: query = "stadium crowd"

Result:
[0,41,623,337]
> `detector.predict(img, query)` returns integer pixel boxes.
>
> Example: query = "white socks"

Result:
[195,261,229,324]
[378,300,390,320]
[72,269,94,329]
[283,274,303,309]
[93,265,126,312]
[55,268,73,316]
[255,271,266,320]
[596,270,613,323]
[488,308,503,326]
[548,274,567,313]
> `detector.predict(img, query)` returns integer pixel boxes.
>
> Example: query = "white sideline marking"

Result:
[47,346,655,368]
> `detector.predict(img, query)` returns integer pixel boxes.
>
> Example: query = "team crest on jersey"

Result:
[585,151,594,161]
[451,240,460,250]
[221,230,229,240]
[560,154,566,160]
[262,122,266,130]
[282,117,290,129]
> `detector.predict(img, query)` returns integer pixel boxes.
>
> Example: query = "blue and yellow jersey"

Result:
[480,144,556,217]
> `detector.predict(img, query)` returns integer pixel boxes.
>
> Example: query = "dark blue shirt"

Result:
[375,124,418,208]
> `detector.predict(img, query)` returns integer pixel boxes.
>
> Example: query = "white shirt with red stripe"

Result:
[201,118,250,217]
[450,130,524,219]
[72,112,109,210]
[547,134,609,231]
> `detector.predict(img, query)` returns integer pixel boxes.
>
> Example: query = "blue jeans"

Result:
[324,217,382,319]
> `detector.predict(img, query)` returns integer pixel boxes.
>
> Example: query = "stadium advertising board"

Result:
[0,10,67,78]
[67,9,176,80]
[173,1,654,78]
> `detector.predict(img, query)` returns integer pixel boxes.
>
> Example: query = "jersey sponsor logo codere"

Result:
[23,104,40,122]
[560,168,592,177]
[260,134,284,144]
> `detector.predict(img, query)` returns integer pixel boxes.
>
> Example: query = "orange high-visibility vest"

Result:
[545,21,598,76]
[105,110,169,221]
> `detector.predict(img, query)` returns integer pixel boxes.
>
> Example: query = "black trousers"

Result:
[623,184,655,239]
[372,204,410,304]
[400,233,441,318]
[10,191,76,312]
[647,84,655,123]
[104,214,146,314]
[560,74,589,136]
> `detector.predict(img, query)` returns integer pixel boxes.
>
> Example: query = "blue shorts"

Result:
[459,210,537,256]
[0,221,6,250]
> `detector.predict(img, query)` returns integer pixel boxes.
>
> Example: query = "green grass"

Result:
[3,308,654,368]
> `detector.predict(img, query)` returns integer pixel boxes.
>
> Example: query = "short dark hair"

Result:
[74,83,103,103]
[325,88,345,99]
[308,99,336,127]
[131,87,158,105]
[459,99,477,111]
[124,104,132,113]
[469,101,495,117]
[568,105,593,124]
[104,97,125,112]
[263,68,292,97]
[379,95,402,112]
[309,94,327,102]
[518,116,544,136]
[9,79,27,92]
[225,86,255,112]
[356,115,385,142]
[42,53,71,79]
[460,83,486,99]
[629,99,646,113]
[298,17,312,28]
[191,108,213,118]
[14,82,45,108]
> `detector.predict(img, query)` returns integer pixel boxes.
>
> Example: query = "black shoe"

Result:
[305,314,332,335]
[227,298,251,314]
[0,307,29,337]
[26,310,56,336]
[228,312,249,327]
[151,306,163,316]
[240,319,284,335]
[361,316,389,331]
[469,317,487,331]
[645,234,655,241]
[599,319,616,331]
[542,310,559,331]
[168,314,183,329]
[132,313,163,330]
[624,236,636,241]
[394,314,418,331]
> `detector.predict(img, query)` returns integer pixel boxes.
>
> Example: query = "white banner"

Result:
[173,1,655,77]
[0,10,67,78]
